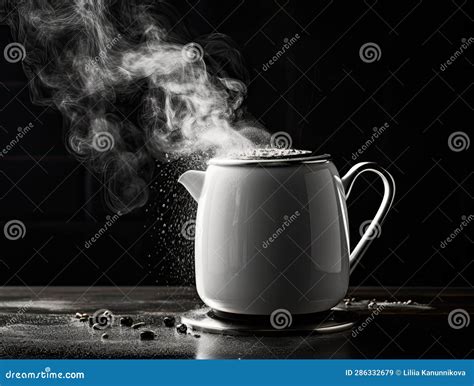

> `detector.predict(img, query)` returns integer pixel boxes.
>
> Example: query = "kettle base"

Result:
[181,308,356,336]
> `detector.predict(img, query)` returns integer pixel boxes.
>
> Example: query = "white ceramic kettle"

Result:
[179,151,395,316]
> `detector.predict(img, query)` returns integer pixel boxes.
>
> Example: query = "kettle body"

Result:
[179,154,394,316]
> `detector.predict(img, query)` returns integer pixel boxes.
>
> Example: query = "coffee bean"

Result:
[101,333,109,339]
[163,316,175,327]
[131,322,146,329]
[75,312,83,319]
[406,300,412,305]
[176,323,187,334]
[79,316,88,322]
[120,316,134,327]
[139,330,156,341]
[368,301,377,309]
[194,334,201,338]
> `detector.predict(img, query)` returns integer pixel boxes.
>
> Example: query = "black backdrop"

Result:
[0,1,472,288]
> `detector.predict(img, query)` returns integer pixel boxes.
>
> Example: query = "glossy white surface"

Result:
[179,160,394,315]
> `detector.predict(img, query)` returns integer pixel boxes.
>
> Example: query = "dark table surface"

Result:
[0,286,472,359]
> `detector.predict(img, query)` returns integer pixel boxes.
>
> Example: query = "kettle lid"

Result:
[208,148,331,166]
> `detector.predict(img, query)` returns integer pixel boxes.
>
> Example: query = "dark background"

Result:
[0,1,472,288]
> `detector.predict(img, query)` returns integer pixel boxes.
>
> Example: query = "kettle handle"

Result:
[341,162,395,273]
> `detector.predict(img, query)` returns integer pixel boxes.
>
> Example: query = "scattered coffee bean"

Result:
[132,322,146,329]
[351,298,356,302]
[120,316,134,327]
[163,316,175,327]
[405,300,412,305]
[139,330,156,340]
[75,312,83,319]
[101,333,109,339]
[176,323,187,334]
[368,301,377,309]
[194,334,201,338]
[79,316,88,322]
[344,300,351,306]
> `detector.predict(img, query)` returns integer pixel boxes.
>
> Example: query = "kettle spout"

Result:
[178,170,206,202]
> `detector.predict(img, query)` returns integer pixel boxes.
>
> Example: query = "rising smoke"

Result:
[6,0,269,213]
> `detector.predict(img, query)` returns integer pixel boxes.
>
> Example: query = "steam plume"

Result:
[6,0,269,212]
